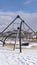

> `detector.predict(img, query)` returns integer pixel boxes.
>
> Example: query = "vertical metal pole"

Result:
[13,38,16,50]
[19,21,22,52]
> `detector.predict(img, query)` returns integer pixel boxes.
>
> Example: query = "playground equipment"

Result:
[0,15,35,52]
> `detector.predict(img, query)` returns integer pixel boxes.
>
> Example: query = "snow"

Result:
[0,46,37,65]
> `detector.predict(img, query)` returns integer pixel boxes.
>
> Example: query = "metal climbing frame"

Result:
[0,15,35,52]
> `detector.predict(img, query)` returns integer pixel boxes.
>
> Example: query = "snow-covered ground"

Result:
[0,46,37,65]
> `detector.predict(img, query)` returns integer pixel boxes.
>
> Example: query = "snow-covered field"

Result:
[0,46,37,65]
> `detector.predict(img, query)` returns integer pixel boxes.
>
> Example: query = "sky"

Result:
[0,0,37,12]
[0,0,37,32]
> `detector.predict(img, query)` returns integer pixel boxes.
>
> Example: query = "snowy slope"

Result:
[0,46,37,65]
